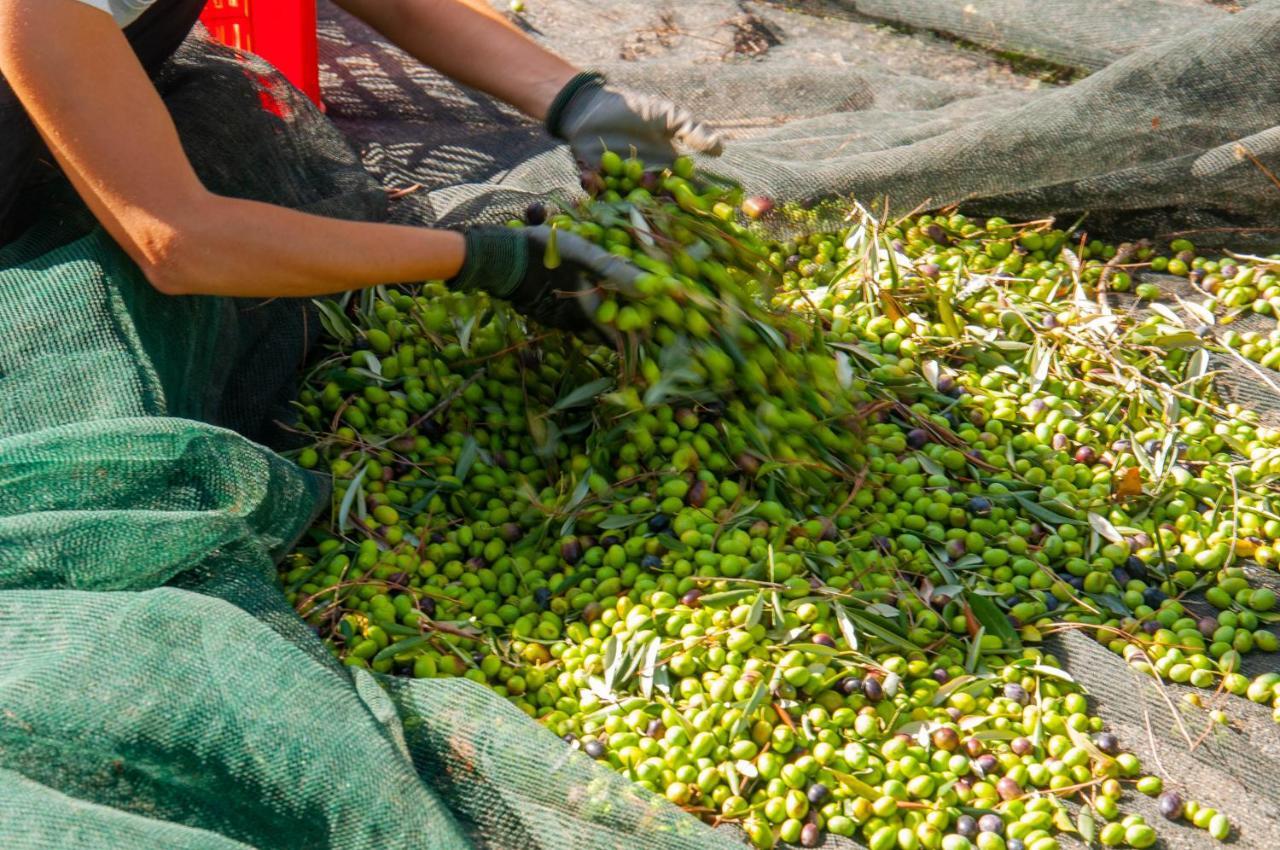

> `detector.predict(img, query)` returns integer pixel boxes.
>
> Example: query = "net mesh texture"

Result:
[3,2,1280,848]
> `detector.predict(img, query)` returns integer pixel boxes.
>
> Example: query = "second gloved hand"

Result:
[546,71,723,169]
[450,224,642,334]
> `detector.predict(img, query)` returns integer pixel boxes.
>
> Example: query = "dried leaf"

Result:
[1113,466,1144,499]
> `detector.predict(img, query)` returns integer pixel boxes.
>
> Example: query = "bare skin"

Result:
[0,0,577,297]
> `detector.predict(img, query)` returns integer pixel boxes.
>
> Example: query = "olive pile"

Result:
[278,159,1280,847]
[1137,240,1280,372]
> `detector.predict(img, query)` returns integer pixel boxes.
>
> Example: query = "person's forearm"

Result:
[338,0,577,120]
[154,193,465,298]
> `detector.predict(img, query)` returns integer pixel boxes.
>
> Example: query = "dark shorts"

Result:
[0,0,205,243]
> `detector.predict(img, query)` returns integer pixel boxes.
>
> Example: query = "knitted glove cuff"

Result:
[545,71,606,139]
[451,227,527,298]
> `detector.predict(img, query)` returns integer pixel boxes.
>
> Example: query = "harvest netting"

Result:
[3,2,1280,850]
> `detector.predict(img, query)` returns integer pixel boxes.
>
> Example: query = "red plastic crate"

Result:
[200,0,322,106]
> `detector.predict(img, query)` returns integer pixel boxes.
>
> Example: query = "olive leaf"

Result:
[1027,340,1052,393]
[373,635,430,664]
[457,313,478,355]
[865,602,901,619]
[1066,722,1116,768]
[597,513,646,530]
[925,548,960,585]
[724,762,741,797]
[553,377,613,411]
[966,592,1020,648]
[1011,494,1083,527]
[336,464,369,532]
[834,604,860,652]
[1147,302,1184,326]
[745,592,765,629]
[931,674,978,706]
[697,589,756,608]
[313,299,357,345]
[965,627,985,674]
[1186,347,1211,384]
[922,359,941,390]
[728,679,768,741]
[1077,809,1096,846]
[454,436,479,484]
[826,768,879,801]
[564,472,592,514]
[915,452,946,478]
[602,636,628,694]
[842,606,915,652]
[1015,661,1076,684]
[1087,512,1126,545]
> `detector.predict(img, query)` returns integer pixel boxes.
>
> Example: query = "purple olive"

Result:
[996,777,1022,801]
[1004,683,1030,705]
[1158,790,1184,820]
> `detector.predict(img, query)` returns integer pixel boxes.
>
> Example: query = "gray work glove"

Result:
[546,71,724,169]
[450,224,642,334]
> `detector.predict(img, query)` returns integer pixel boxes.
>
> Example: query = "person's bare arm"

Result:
[0,0,466,298]
[333,0,577,120]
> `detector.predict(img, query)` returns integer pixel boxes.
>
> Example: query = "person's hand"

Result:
[450,225,642,333]
[546,72,723,169]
